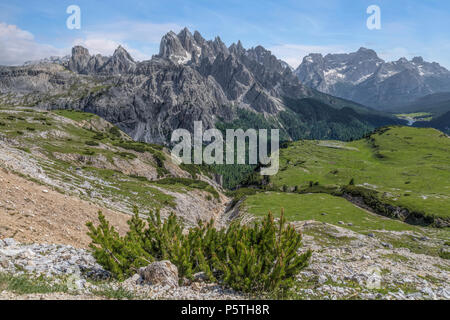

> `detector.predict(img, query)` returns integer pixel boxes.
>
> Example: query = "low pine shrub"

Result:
[85,140,99,146]
[114,141,147,153]
[156,177,219,199]
[86,208,311,296]
[226,187,258,206]
[109,126,121,138]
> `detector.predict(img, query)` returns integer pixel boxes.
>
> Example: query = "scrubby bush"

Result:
[226,187,258,206]
[92,132,105,140]
[83,149,96,156]
[128,174,148,182]
[85,140,100,146]
[86,208,311,296]
[116,151,137,160]
[109,126,121,138]
[114,141,147,153]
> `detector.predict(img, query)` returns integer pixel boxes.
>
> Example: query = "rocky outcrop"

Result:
[342,191,450,228]
[138,261,179,287]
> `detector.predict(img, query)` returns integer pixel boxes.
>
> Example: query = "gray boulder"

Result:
[139,260,179,287]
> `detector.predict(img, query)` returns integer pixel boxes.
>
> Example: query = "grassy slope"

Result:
[264,126,450,220]
[244,192,416,232]
[214,102,402,189]
[0,107,218,214]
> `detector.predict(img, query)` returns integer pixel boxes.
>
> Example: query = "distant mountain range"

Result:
[24,55,70,66]
[295,48,450,111]
[0,28,403,144]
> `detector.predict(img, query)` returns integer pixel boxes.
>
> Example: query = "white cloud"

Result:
[269,43,346,69]
[0,22,68,65]
[0,21,183,65]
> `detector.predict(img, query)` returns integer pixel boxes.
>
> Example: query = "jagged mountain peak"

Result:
[229,40,246,57]
[412,56,424,64]
[72,45,90,57]
[193,30,205,43]
[302,53,324,63]
[114,44,127,54]
[178,27,193,37]
[356,47,377,54]
[396,57,409,63]
[0,28,403,147]
[353,47,380,61]
[113,45,134,61]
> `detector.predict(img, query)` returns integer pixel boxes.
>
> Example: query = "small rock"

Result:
[407,292,422,299]
[0,257,11,269]
[321,213,327,216]
[42,189,49,193]
[193,272,208,283]
[139,260,179,288]
[338,221,345,225]
[367,233,375,238]
[181,277,192,286]
[123,273,142,287]
[347,223,353,226]
[381,242,394,249]
[365,293,376,300]
[318,275,327,284]
[436,288,449,299]
[3,238,16,247]
[23,210,34,217]
[421,287,436,299]
[190,282,202,291]
[439,247,449,257]
[19,249,36,259]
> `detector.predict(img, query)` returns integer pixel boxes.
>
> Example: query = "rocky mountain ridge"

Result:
[295,48,450,110]
[0,28,401,144]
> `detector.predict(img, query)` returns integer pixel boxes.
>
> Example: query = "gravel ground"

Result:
[1,221,449,300]
[0,238,243,300]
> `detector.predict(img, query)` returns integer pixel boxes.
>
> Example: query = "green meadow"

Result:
[267,126,450,220]
[244,192,417,232]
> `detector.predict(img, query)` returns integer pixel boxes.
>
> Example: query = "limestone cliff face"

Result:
[0,28,398,144]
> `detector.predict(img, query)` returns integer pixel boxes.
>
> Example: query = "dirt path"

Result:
[0,168,130,248]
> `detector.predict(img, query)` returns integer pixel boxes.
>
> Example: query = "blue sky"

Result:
[1,0,449,68]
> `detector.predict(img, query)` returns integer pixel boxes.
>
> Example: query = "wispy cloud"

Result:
[0,20,183,65]
[0,22,67,65]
